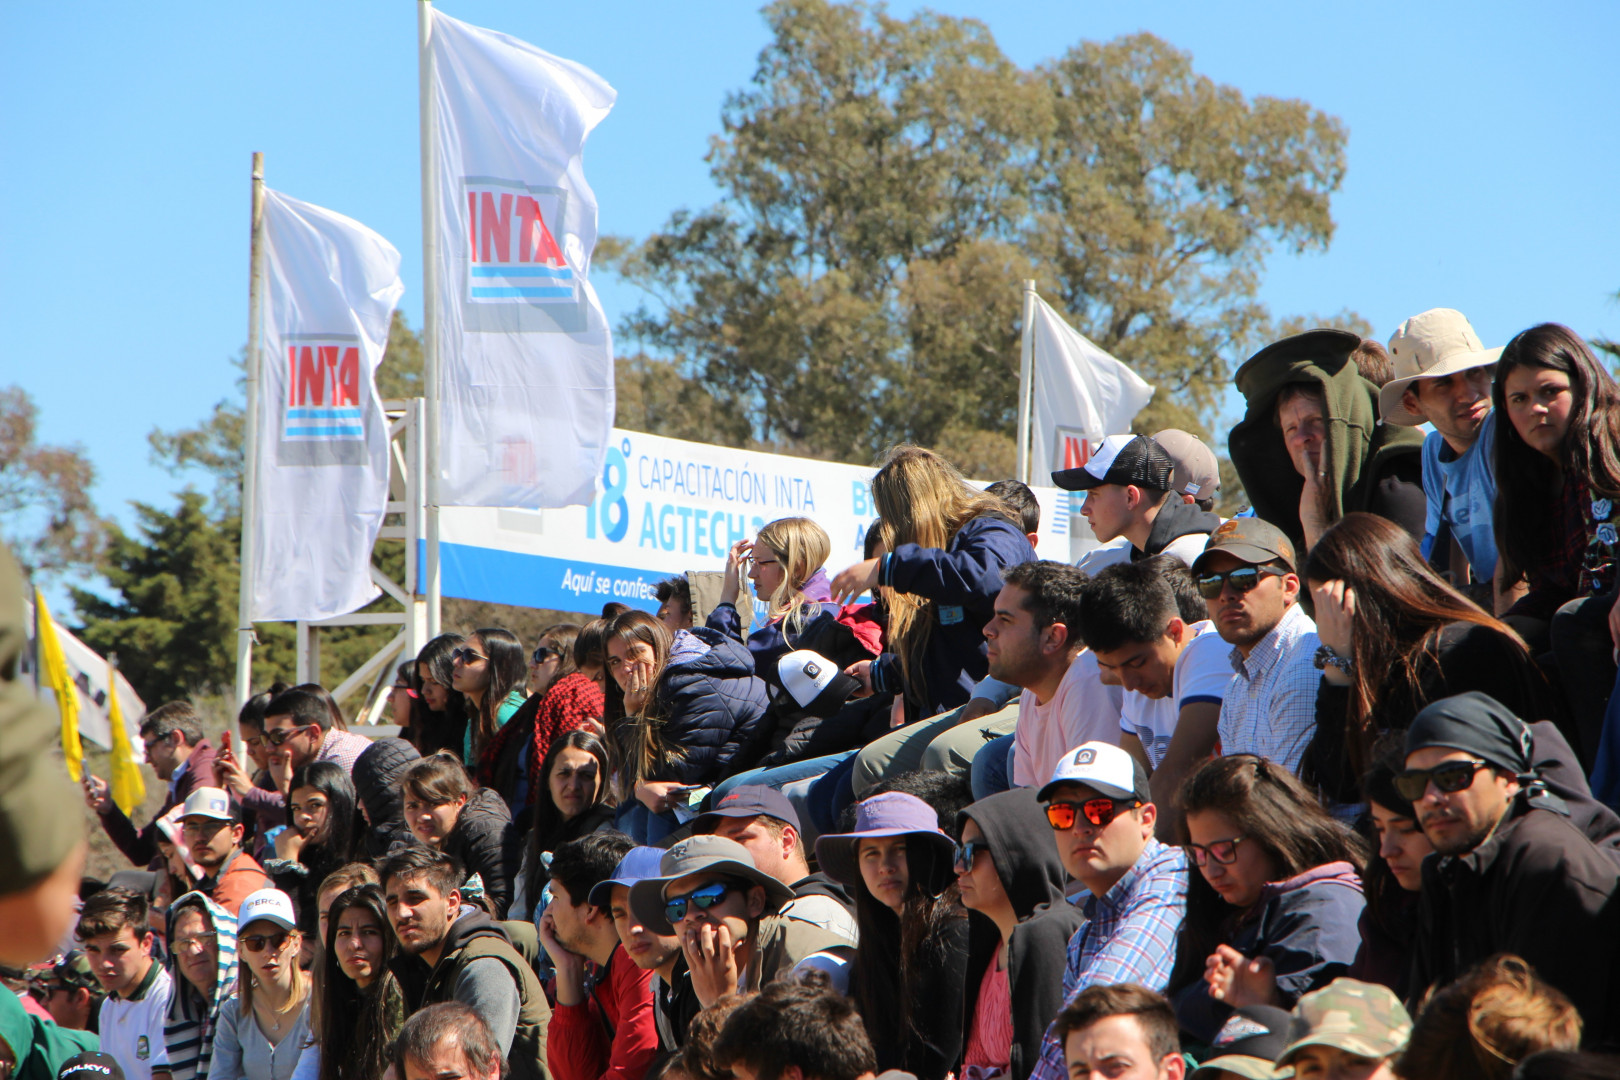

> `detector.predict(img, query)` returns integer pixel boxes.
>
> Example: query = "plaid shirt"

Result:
[1027,839,1189,1080]
[318,727,372,775]
[1216,602,1320,775]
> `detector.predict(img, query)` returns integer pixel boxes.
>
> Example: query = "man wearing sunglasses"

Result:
[30,953,103,1033]
[176,788,269,917]
[628,836,851,1010]
[1404,692,1620,1032]
[1192,519,1321,776]
[1026,742,1188,1080]
[260,687,371,787]
[84,702,216,870]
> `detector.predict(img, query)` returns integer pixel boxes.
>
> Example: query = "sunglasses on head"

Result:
[1184,835,1248,867]
[664,881,741,925]
[1194,565,1286,600]
[1393,759,1492,801]
[953,839,988,874]
[239,931,291,954]
[264,725,315,747]
[451,647,488,665]
[1045,798,1140,830]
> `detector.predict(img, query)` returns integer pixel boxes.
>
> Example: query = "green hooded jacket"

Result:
[1229,329,1426,555]
[0,985,100,1080]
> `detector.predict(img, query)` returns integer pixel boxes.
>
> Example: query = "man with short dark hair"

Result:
[693,787,856,944]
[1194,519,1321,776]
[76,888,172,1080]
[260,687,371,785]
[713,982,877,1080]
[655,577,694,634]
[175,788,268,915]
[628,837,850,1010]
[383,847,551,1080]
[987,479,1042,548]
[1028,744,1187,1080]
[1404,692,1620,1032]
[30,952,104,1033]
[1054,434,1218,571]
[1078,558,1229,841]
[538,832,657,1080]
[84,703,216,868]
[596,848,697,1053]
[1053,984,1184,1080]
[392,1002,504,1080]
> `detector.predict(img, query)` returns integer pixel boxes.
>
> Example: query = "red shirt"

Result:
[546,945,659,1080]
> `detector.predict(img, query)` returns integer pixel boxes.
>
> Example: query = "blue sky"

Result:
[4,1,1619,581]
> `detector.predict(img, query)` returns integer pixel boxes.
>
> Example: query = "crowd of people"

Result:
[9,310,1620,1080]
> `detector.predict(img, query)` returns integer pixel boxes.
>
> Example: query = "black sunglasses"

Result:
[953,839,988,874]
[264,725,315,747]
[1393,759,1491,801]
[531,646,559,665]
[664,881,740,925]
[451,647,488,665]
[1194,565,1286,600]
[239,931,292,954]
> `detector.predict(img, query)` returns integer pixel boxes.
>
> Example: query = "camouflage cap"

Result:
[54,951,100,992]
[1276,979,1412,1067]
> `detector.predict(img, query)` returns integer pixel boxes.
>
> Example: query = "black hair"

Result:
[527,730,613,879]
[1077,557,1185,653]
[319,884,403,1080]
[391,1002,504,1080]
[655,576,692,610]
[714,982,877,1080]
[265,688,336,732]
[547,831,635,910]
[986,479,1041,535]
[288,761,364,918]
[463,628,528,759]
[998,560,1088,635]
[843,769,973,841]
[380,846,465,899]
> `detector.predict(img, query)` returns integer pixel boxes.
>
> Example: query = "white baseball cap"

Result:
[180,786,234,822]
[777,649,861,718]
[236,888,297,932]
[1038,741,1152,804]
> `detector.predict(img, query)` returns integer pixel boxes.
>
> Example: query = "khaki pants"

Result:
[851,703,1020,796]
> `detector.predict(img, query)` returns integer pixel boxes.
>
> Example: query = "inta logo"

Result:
[465,180,575,304]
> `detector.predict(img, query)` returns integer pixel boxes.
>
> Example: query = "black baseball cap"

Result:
[1051,434,1175,493]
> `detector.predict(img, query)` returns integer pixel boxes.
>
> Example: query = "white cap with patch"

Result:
[236,888,297,932]
[1038,741,1151,803]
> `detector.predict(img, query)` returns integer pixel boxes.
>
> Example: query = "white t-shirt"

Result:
[1118,621,1231,767]
[1013,651,1124,789]
[100,962,173,1080]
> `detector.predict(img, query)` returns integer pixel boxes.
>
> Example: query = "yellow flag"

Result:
[106,659,146,815]
[34,589,82,782]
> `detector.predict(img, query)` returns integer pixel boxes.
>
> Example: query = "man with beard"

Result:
[176,789,269,916]
[382,847,551,1080]
[1402,692,1620,1033]
[1194,519,1321,776]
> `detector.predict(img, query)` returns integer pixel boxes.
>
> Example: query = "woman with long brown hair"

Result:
[602,609,769,842]
[476,622,595,819]
[830,446,1035,723]
[400,753,515,917]
[1299,512,1545,805]
[1168,755,1368,1043]
[450,628,529,763]
[1492,323,1620,765]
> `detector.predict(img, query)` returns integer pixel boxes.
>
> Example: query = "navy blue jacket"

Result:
[706,600,833,689]
[870,514,1036,715]
[654,627,771,783]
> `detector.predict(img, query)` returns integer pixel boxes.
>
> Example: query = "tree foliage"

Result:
[610,0,1351,473]
[0,386,107,578]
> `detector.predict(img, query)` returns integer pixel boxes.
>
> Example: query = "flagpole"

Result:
[1015,279,1037,484]
[235,151,266,706]
[419,0,443,640]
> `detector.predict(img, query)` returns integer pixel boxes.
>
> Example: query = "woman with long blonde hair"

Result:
[714,516,833,648]
[831,446,1035,722]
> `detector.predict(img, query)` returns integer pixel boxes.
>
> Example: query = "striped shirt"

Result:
[1215,602,1320,775]
[1027,840,1189,1080]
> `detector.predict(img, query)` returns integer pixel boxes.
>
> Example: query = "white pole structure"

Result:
[235,152,267,706]
[418,0,443,640]
[1014,279,1038,484]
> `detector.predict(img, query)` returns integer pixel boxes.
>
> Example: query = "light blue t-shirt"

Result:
[1420,408,1498,581]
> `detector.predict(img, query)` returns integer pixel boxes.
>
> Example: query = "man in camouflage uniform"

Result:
[1274,979,1412,1080]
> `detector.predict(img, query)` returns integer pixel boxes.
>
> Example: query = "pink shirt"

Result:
[962,943,1012,1080]
[1013,651,1123,789]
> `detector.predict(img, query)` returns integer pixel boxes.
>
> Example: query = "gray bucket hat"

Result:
[627,834,795,935]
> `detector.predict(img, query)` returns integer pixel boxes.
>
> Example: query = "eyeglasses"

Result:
[239,931,291,954]
[664,881,740,925]
[451,647,488,665]
[181,818,230,837]
[172,932,218,954]
[1194,565,1286,600]
[1045,798,1141,830]
[263,725,315,747]
[953,839,988,874]
[1185,836,1249,867]
[1393,759,1491,801]
[531,646,558,665]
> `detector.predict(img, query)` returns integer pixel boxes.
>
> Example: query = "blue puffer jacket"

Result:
[654,627,771,783]
[870,513,1036,715]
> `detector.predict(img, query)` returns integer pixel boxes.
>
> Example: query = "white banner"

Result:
[251,189,403,621]
[435,429,1071,615]
[1030,294,1154,480]
[428,9,617,508]
[21,599,146,752]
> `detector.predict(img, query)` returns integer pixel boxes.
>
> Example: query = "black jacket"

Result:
[444,787,518,919]
[1135,499,1220,562]
[1410,792,1620,1039]
[353,737,421,860]
[749,608,883,769]
[958,789,1087,1080]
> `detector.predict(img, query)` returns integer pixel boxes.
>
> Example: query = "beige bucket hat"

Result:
[1379,308,1502,426]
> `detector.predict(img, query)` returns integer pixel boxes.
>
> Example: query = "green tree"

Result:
[610,0,1349,472]
[0,386,107,578]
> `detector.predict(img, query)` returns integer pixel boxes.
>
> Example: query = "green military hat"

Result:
[1276,978,1412,1068]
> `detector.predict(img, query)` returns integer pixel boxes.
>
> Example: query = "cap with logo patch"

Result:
[1038,741,1152,804]
[1151,429,1221,501]
[180,786,234,822]
[1051,434,1175,493]
[1189,1005,1292,1080]
[1190,517,1297,575]
[778,650,861,719]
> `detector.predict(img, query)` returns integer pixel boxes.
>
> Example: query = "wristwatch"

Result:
[1313,644,1354,675]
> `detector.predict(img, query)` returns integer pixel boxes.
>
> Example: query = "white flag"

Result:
[251,189,404,621]
[428,9,616,508]
[1030,295,1155,479]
